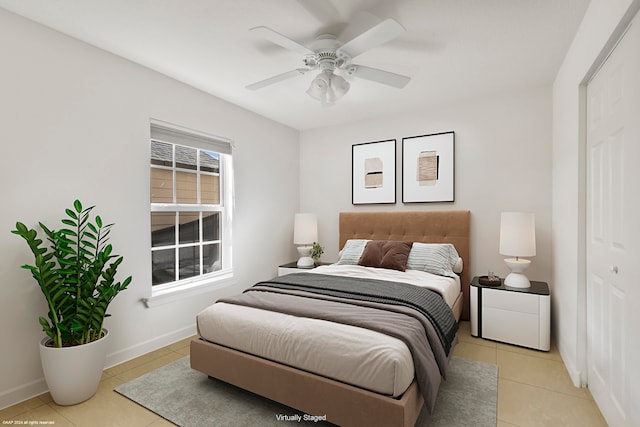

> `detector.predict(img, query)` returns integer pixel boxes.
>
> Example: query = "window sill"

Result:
[142,271,234,308]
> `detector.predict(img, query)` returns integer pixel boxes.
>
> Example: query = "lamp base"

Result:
[504,258,531,288]
[296,246,314,269]
[296,257,314,268]
[504,272,531,288]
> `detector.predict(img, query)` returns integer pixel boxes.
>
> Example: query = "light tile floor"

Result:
[454,321,607,427]
[0,322,608,426]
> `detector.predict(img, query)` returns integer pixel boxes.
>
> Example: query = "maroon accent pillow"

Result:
[357,240,413,272]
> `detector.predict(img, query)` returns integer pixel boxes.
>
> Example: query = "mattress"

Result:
[196,265,459,398]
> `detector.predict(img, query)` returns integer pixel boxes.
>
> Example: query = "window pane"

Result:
[152,249,175,286]
[203,213,220,242]
[150,141,173,167]
[201,174,220,204]
[150,168,173,203]
[179,246,200,280]
[175,145,197,170]
[150,133,231,288]
[200,151,219,173]
[203,243,220,273]
[179,212,199,244]
[151,212,175,247]
[176,171,197,203]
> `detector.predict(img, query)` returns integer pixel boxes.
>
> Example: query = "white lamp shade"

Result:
[329,74,350,101]
[499,212,536,257]
[294,213,317,245]
[306,73,329,101]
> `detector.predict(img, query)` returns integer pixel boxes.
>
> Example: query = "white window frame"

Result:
[144,120,234,307]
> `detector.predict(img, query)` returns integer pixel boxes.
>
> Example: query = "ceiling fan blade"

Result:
[246,68,310,91]
[297,0,339,24]
[346,65,410,89]
[338,18,406,59]
[250,26,314,56]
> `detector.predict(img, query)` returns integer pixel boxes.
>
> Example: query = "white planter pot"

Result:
[39,329,110,405]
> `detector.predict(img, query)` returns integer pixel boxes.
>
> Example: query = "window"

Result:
[149,121,232,293]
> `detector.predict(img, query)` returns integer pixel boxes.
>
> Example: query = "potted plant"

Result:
[11,200,131,405]
[311,242,324,266]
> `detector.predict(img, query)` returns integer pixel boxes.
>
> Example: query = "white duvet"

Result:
[196,265,460,397]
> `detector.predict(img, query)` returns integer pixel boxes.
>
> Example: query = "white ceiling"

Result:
[0,0,591,131]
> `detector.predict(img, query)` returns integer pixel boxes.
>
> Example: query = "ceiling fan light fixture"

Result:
[330,74,350,100]
[306,72,329,101]
[307,70,350,106]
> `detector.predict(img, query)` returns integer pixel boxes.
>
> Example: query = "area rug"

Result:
[115,356,497,427]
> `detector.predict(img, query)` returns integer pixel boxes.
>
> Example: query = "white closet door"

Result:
[586,11,640,427]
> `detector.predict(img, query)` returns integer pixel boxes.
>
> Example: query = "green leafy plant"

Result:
[311,242,324,264]
[12,200,132,348]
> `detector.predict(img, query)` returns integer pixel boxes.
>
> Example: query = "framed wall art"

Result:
[402,131,455,203]
[352,139,396,204]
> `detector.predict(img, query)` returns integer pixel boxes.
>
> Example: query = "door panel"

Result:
[586,12,640,427]
[609,132,624,250]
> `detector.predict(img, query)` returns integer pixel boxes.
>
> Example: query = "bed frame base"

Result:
[190,338,424,427]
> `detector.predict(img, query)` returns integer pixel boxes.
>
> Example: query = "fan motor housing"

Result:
[304,34,349,70]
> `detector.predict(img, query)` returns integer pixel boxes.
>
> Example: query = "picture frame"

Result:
[352,139,396,205]
[402,131,455,203]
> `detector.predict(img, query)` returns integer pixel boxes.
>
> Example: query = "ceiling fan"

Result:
[246,8,411,106]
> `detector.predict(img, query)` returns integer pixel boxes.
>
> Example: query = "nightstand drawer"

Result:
[482,307,540,349]
[483,288,539,314]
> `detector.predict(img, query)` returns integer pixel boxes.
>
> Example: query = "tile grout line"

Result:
[497,347,562,362]
[498,377,594,402]
[46,402,78,427]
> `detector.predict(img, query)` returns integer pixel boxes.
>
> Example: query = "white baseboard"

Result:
[0,378,47,411]
[105,323,197,369]
[0,324,197,411]
[558,344,583,387]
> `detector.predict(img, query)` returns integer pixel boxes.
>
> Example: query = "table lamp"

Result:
[499,212,536,288]
[294,213,317,268]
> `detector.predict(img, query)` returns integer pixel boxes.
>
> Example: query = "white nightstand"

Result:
[470,276,550,351]
[277,261,330,276]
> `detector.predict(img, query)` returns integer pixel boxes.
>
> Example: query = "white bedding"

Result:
[196,265,460,398]
[197,302,415,397]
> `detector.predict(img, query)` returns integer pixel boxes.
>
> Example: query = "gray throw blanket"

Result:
[259,273,458,355]
[219,273,458,414]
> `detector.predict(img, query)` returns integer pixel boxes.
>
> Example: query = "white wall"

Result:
[551,0,639,387]
[0,9,299,409]
[300,85,553,287]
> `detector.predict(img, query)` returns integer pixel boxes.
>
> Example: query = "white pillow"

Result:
[336,239,369,265]
[406,243,460,278]
[453,256,463,274]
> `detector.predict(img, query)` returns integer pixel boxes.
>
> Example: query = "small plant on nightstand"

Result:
[311,242,324,265]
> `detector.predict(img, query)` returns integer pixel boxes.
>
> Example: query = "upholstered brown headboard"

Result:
[339,210,471,320]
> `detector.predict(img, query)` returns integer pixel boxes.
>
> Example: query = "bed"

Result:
[190,210,471,427]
